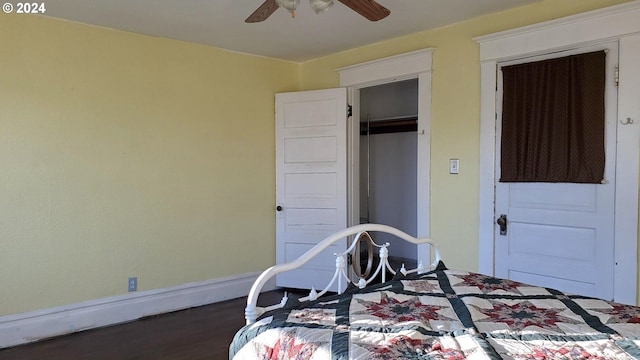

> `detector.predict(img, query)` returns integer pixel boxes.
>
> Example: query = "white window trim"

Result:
[475,1,640,305]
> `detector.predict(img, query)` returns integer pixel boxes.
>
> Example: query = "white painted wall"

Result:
[363,133,418,260]
[360,80,418,121]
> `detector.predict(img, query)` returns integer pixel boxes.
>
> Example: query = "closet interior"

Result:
[359,78,419,268]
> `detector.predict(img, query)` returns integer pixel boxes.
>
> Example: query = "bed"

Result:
[230,224,640,359]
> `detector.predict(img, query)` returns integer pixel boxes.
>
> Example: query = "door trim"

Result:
[475,2,640,304]
[337,48,434,262]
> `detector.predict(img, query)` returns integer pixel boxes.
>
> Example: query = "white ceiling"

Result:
[43,0,540,62]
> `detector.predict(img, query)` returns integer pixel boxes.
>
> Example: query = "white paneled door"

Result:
[494,44,618,300]
[275,88,348,291]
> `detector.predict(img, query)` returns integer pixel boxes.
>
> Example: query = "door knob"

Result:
[496,214,507,235]
[276,205,283,212]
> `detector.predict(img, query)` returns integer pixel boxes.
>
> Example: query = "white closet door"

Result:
[275,88,348,291]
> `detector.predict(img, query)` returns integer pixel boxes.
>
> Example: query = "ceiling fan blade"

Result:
[337,0,390,21]
[245,0,279,23]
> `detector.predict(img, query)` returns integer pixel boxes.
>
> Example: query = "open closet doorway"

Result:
[359,79,419,268]
[338,48,433,269]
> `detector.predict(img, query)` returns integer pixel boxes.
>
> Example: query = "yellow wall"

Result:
[0,14,299,315]
[300,0,631,272]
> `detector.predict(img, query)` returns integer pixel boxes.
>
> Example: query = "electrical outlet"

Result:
[128,277,137,292]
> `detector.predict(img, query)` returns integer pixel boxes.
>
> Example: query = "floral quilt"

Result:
[230,263,640,359]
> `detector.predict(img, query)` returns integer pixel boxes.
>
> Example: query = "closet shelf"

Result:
[360,115,418,135]
[368,115,418,122]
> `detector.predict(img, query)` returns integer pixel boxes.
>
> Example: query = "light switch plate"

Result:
[449,159,459,174]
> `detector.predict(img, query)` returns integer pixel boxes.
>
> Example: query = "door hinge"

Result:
[615,65,619,87]
[347,253,353,265]
[347,105,352,118]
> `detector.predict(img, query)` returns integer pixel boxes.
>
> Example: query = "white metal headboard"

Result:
[244,224,441,324]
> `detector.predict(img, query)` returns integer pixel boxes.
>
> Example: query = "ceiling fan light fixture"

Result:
[309,0,334,14]
[275,0,300,17]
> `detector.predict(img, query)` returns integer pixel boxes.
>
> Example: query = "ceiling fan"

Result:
[245,0,390,23]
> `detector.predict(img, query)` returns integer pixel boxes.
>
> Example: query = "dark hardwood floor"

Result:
[0,290,286,360]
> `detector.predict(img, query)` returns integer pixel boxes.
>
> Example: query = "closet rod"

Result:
[360,116,418,135]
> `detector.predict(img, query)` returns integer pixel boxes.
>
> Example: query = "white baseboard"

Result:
[0,272,276,349]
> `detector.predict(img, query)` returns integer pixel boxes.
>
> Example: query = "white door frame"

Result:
[337,48,434,262]
[475,2,640,304]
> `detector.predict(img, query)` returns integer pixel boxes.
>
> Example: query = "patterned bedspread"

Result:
[230,263,640,359]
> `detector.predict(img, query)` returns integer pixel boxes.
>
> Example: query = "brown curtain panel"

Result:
[500,50,606,183]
